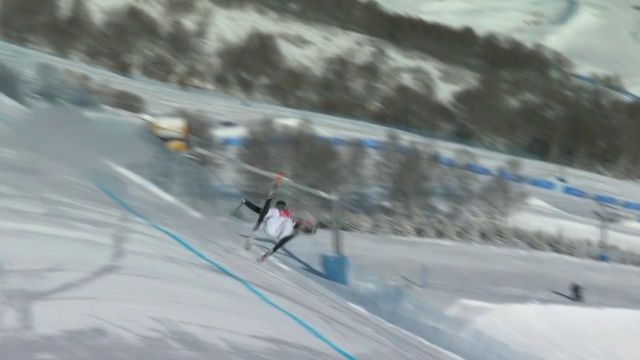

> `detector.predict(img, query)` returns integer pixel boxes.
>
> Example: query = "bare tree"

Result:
[431,148,480,228]
[389,143,433,223]
[377,131,402,187]
[285,120,345,219]
[290,120,344,191]
[239,119,282,199]
[480,158,526,220]
[342,138,368,191]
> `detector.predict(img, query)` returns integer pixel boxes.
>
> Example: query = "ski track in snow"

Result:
[106,161,203,219]
[0,110,457,359]
[95,184,357,360]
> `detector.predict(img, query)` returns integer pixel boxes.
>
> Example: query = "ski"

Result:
[244,172,284,250]
[258,250,273,263]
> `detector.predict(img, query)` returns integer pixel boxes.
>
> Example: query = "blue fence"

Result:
[563,186,588,198]
[623,201,640,211]
[464,164,493,176]
[219,136,640,219]
[526,178,556,190]
[431,154,639,216]
[498,170,525,183]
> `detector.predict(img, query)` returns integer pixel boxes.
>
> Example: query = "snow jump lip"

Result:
[95,183,356,360]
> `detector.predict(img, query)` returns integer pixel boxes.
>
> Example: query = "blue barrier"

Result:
[322,254,349,285]
[623,201,640,211]
[325,136,346,145]
[563,186,588,198]
[360,139,382,149]
[593,194,619,206]
[222,137,244,147]
[498,170,524,183]
[464,163,493,176]
[434,154,456,166]
[527,178,557,190]
[217,137,640,214]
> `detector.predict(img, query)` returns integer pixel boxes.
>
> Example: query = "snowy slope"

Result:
[6,107,640,360]
[0,94,28,119]
[447,300,640,360]
[376,0,640,92]
[0,107,455,359]
[3,35,640,358]
[271,224,640,359]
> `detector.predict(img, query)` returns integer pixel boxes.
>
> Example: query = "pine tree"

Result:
[288,120,343,217]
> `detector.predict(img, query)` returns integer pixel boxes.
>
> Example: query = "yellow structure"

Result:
[139,114,190,153]
[165,139,189,153]
[148,116,189,141]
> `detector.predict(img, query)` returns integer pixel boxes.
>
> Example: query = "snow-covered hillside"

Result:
[376,0,640,92]
[67,0,476,103]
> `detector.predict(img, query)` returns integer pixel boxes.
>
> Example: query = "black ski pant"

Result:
[244,198,272,228]
[271,232,297,254]
[243,198,267,215]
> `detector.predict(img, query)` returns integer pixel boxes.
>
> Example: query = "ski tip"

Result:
[258,251,272,262]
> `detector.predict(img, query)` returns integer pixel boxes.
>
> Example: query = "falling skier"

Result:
[240,196,316,262]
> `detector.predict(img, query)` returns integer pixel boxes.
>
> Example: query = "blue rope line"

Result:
[96,184,356,360]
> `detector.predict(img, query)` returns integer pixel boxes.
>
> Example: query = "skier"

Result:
[570,282,584,303]
[240,197,315,262]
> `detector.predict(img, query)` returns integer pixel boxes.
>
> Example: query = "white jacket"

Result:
[263,208,295,240]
